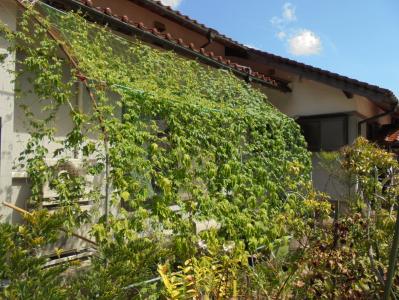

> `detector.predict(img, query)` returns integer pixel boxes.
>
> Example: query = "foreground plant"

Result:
[296,138,399,299]
[158,139,399,299]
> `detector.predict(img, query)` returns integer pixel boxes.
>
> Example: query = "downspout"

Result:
[357,103,398,137]
[200,30,216,49]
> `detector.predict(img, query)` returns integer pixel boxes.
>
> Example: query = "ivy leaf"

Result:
[121,191,130,201]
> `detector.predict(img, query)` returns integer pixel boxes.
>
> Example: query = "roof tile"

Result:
[104,7,112,15]
[121,15,129,23]
[385,130,399,143]
[84,0,93,7]
[137,22,146,29]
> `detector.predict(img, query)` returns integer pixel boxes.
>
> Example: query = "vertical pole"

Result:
[73,81,83,159]
[104,142,110,225]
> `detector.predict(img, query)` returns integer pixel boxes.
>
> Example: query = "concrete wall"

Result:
[0,0,18,223]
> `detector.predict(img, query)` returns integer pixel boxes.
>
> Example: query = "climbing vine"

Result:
[0,2,328,298]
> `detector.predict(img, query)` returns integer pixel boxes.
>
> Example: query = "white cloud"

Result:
[270,2,296,29]
[270,3,324,56]
[159,0,182,8]
[288,29,322,56]
[270,16,283,29]
[277,31,287,40]
[282,3,296,22]
[270,3,297,41]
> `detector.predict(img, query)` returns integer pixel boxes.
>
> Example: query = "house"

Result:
[1,0,397,226]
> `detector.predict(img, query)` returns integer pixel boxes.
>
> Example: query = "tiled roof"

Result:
[72,0,281,89]
[376,124,399,144]
[385,129,399,143]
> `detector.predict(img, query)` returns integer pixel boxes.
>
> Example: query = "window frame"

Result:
[297,113,349,152]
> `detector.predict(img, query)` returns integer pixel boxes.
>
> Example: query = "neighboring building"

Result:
[1,0,398,225]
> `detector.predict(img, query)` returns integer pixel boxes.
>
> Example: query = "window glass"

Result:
[321,117,346,151]
[301,120,320,151]
[298,115,347,152]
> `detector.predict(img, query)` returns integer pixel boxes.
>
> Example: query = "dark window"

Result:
[297,115,348,152]
[300,119,321,151]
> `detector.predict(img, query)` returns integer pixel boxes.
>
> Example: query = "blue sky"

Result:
[161,0,399,97]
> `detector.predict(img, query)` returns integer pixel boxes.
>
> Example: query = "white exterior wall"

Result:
[0,2,118,234]
[266,77,357,118]
[0,0,18,223]
[0,3,106,254]
[265,76,385,122]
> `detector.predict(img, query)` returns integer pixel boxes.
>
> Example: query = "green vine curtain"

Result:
[0,2,312,296]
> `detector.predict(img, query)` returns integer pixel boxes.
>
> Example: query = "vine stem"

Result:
[14,0,111,224]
